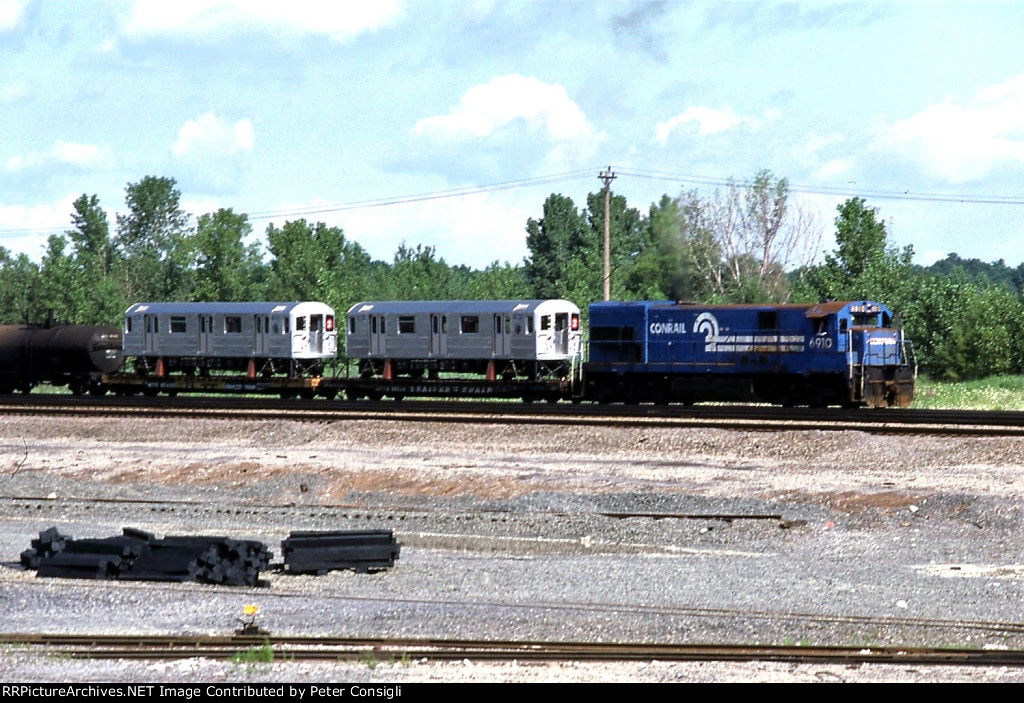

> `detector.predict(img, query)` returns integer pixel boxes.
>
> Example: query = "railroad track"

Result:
[5,571,1023,645]
[2,395,1023,435]
[2,633,1022,666]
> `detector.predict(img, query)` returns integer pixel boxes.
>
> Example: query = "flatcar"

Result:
[0,323,122,395]
[584,299,915,408]
[346,299,582,380]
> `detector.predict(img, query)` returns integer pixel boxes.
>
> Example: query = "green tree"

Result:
[65,194,122,323]
[114,176,193,302]
[265,219,372,310]
[794,197,915,308]
[643,192,719,301]
[37,235,77,322]
[192,208,264,301]
[463,261,530,299]
[0,249,41,323]
[382,243,455,299]
[523,194,589,299]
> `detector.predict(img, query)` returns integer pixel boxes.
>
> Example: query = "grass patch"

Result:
[231,640,275,673]
[913,375,1024,410]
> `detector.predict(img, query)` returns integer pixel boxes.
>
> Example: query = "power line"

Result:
[0,165,1020,243]
[616,167,1024,206]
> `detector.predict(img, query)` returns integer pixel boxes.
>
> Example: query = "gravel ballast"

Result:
[0,413,1022,683]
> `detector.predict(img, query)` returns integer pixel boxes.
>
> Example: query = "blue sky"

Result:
[2,1,1023,272]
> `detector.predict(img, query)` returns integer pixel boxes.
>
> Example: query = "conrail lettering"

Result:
[649,322,688,334]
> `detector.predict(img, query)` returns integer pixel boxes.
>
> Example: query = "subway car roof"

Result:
[347,300,579,316]
[124,302,334,316]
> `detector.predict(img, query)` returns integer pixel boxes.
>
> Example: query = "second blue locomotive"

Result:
[584,299,915,407]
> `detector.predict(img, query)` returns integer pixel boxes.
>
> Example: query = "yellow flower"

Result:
[243,604,259,617]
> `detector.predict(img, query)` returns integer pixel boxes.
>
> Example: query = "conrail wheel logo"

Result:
[694,312,719,344]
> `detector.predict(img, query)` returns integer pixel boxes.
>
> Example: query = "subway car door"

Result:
[198,315,214,355]
[493,314,511,357]
[554,312,569,354]
[430,314,447,356]
[309,314,323,354]
[253,315,269,356]
[144,314,159,354]
[369,314,386,355]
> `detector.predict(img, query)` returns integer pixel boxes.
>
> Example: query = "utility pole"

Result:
[598,166,616,301]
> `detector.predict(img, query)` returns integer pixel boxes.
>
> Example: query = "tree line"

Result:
[2,173,1021,382]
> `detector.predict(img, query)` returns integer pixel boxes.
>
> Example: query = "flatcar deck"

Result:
[101,372,325,397]
[323,376,573,402]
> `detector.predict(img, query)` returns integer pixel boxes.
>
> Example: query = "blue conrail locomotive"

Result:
[583,299,915,407]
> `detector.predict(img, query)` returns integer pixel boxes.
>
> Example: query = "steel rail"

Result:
[2,395,1024,435]
[2,633,1022,666]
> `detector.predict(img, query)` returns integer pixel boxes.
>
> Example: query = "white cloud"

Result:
[654,106,778,145]
[413,74,597,142]
[0,0,23,31]
[5,141,113,172]
[0,195,81,259]
[121,0,402,41]
[172,111,254,158]
[882,74,1024,182]
[0,82,28,103]
[339,189,536,269]
[813,158,853,180]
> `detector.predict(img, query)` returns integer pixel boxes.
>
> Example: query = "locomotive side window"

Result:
[296,317,307,331]
[125,317,132,334]
[170,316,187,334]
[590,326,635,341]
[460,315,479,334]
[349,317,356,334]
[398,316,415,334]
[540,316,551,331]
[527,317,534,334]
[224,316,242,334]
[758,311,778,329]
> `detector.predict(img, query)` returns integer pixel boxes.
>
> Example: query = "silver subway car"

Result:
[123,301,338,377]
[346,299,582,380]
